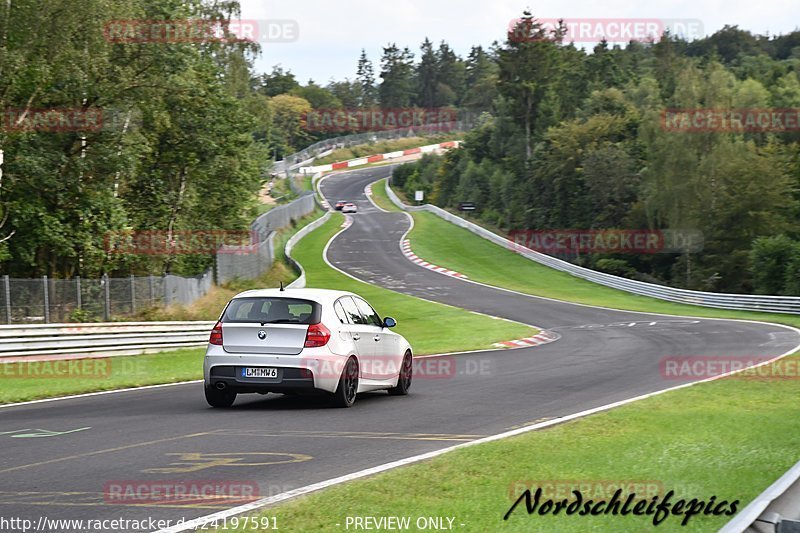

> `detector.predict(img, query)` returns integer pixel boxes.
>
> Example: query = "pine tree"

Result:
[356,49,377,107]
[379,44,415,108]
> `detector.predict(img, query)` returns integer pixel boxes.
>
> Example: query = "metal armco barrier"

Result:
[216,192,317,284]
[385,179,800,315]
[0,321,215,359]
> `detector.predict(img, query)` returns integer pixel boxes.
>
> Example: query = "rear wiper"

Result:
[260,319,299,325]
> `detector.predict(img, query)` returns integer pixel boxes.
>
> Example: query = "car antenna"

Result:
[280,281,285,292]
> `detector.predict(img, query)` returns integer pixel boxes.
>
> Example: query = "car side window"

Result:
[354,297,383,327]
[340,297,367,325]
[334,300,351,324]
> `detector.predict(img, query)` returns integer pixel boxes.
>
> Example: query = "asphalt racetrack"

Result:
[1,165,797,532]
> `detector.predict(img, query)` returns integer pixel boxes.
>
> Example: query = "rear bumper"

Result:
[207,365,316,393]
[203,350,346,394]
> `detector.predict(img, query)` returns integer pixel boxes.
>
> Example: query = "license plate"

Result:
[242,367,278,378]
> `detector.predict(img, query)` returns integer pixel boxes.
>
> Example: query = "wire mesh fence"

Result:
[216,193,317,284]
[0,271,209,324]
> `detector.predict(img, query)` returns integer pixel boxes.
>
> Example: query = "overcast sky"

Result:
[239,0,800,84]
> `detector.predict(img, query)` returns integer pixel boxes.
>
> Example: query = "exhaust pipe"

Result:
[215,382,227,391]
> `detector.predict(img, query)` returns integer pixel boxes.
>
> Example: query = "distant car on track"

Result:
[341,203,358,213]
[334,200,346,210]
[204,288,412,408]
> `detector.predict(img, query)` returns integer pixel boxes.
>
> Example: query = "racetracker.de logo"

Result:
[104,230,258,256]
[303,108,458,133]
[103,480,260,505]
[298,355,493,380]
[103,19,299,44]
[508,18,703,43]
[509,480,665,501]
[662,108,800,133]
[1,108,103,133]
[507,229,703,254]
[659,356,800,380]
[0,359,113,379]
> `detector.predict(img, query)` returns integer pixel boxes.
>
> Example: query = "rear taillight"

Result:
[209,321,223,345]
[304,323,331,348]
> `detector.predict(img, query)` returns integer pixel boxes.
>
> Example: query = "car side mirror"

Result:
[383,316,397,328]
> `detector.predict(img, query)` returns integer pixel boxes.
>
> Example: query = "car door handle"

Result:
[373,335,381,342]
[353,334,360,341]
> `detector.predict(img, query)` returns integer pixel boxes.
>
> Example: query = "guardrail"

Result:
[275,122,473,174]
[0,321,215,360]
[285,211,332,289]
[385,178,800,315]
[721,458,800,532]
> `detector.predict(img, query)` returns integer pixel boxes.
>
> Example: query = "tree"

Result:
[379,44,415,108]
[327,79,362,109]
[0,0,270,278]
[750,235,798,294]
[269,94,312,155]
[435,41,465,107]
[415,38,438,108]
[291,82,342,109]
[462,46,498,114]
[497,12,564,159]
[258,66,300,97]
[356,49,377,107]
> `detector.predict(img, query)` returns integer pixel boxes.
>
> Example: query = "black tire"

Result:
[388,351,412,396]
[331,357,359,408]
[205,385,237,408]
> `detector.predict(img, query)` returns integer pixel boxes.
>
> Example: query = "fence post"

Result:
[43,275,50,323]
[130,274,136,314]
[103,273,110,321]
[149,275,155,305]
[4,275,10,324]
[163,274,170,307]
[76,276,82,310]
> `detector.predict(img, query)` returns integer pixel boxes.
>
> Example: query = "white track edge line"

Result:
[157,172,800,532]
[155,338,800,533]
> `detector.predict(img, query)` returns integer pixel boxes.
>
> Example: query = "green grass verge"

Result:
[235,354,800,532]
[368,178,401,212]
[407,209,800,330]
[292,212,536,355]
[0,348,203,404]
[214,191,800,532]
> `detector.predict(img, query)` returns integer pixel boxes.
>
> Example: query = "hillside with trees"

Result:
[2,2,799,296]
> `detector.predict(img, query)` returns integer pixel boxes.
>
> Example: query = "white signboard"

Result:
[415,190,424,202]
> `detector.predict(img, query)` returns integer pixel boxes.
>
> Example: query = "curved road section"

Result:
[0,166,796,532]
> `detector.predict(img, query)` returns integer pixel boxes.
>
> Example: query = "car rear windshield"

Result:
[222,297,322,325]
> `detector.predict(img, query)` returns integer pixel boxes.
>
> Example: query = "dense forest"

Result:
[2,2,799,295]
[387,16,800,295]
